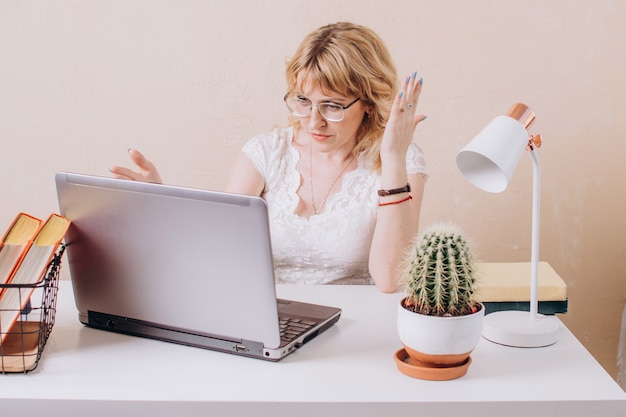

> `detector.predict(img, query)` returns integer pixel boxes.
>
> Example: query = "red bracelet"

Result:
[378,195,412,207]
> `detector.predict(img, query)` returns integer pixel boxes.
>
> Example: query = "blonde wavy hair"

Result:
[285,22,398,172]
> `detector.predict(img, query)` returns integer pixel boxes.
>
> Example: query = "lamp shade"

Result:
[456,115,530,193]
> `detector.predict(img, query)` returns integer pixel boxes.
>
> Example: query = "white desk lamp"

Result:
[456,103,560,348]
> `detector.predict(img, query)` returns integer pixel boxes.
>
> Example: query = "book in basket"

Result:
[0,213,42,287]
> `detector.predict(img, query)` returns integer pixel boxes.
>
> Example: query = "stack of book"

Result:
[0,213,70,372]
[475,262,568,315]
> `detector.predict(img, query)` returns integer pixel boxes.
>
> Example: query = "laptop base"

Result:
[85,308,340,361]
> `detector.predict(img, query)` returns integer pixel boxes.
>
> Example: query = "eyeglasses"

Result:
[283,94,361,122]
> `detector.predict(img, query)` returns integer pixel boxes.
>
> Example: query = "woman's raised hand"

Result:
[109,149,163,184]
[380,72,427,161]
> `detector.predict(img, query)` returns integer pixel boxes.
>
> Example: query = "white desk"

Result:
[1,281,624,417]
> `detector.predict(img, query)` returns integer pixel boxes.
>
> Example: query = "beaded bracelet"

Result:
[378,195,412,207]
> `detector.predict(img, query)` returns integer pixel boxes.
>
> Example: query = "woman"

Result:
[111,22,427,292]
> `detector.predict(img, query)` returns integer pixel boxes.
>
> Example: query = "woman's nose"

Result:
[307,104,327,128]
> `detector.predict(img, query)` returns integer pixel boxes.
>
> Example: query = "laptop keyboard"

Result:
[279,316,317,343]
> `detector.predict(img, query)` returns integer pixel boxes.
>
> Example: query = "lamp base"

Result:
[482,310,560,348]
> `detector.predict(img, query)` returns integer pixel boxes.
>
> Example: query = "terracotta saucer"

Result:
[394,348,472,380]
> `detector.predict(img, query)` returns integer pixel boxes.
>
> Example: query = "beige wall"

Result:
[2,0,625,379]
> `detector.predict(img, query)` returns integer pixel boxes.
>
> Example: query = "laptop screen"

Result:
[56,172,282,348]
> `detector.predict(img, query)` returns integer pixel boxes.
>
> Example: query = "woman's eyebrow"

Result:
[297,94,350,104]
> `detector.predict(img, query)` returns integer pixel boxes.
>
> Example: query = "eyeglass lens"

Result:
[285,95,358,122]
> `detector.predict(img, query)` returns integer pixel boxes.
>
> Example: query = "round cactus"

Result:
[401,222,480,317]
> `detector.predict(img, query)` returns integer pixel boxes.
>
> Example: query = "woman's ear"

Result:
[363,103,374,121]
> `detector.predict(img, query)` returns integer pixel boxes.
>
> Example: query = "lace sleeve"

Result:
[241,128,297,195]
[406,142,427,175]
[241,133,271,179]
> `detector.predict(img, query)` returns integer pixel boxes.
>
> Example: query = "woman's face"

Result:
[294,79,367,150]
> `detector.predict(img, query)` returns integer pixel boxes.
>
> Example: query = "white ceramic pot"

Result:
[397,298,485,365]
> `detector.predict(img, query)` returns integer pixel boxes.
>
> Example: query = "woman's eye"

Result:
[295,96,310,104]
[324,103,342,112]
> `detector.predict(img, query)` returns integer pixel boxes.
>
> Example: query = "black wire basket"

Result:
[0,246,64,373]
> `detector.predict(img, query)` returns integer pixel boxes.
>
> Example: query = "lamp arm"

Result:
[529,149,541,320]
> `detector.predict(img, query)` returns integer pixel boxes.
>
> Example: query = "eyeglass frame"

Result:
[283,93,361,122]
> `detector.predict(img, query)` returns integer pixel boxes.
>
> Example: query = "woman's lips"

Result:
[310,132,330,142]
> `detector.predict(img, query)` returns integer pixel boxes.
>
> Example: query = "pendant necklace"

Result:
[309,143,355,215]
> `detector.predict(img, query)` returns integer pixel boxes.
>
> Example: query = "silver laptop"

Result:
[55,172,341,361]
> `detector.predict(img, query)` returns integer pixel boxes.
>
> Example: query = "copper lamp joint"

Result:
[506,103,542,152]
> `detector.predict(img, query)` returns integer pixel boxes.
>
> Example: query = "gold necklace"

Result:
[309,144,355,215]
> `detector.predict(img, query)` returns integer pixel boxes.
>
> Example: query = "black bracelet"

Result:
[377,183,411,196]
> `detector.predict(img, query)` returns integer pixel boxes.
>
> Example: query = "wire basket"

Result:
[0,246,64,373]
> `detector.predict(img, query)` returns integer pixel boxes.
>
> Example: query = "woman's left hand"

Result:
[380,72,426,162]
[109,148,163,184]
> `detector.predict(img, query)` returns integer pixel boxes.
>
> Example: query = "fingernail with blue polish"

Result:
[419,77,423,86]
[399,91,403,98]
[413,71,418,80]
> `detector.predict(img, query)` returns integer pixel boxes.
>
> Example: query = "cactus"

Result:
[401,222,480,317]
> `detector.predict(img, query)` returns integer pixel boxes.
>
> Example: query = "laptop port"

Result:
[235,344,247,352]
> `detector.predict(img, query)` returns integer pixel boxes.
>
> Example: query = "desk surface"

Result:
[1,281,624,417]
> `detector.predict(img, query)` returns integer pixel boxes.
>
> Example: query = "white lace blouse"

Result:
[242,127,427,285]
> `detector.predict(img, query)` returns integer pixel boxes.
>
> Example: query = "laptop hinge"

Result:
[87,311,268,357]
